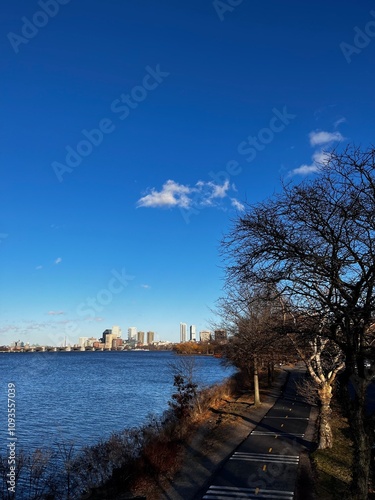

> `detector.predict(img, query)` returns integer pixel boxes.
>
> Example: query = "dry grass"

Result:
[129,377,239,499]
[311,405,353,499]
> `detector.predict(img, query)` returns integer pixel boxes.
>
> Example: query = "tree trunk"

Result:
[254,356,261,406]
[267,362,272,387]
[317,383,333,449]
[346,376,371,500]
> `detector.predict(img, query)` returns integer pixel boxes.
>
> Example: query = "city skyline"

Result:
[3,324,215,348]
[2,322,213,347]
[1,1,374,346]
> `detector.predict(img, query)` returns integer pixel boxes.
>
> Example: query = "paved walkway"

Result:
[162,369,292,500]
[200,367,312,500]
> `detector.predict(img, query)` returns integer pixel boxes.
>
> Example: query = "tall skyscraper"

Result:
[189,325,196,341]
[147,331,154,344]
[128,327,137,340]
[180,323,187,343]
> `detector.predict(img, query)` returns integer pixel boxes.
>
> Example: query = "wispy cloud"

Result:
[47,310,65,316]
[290,128,345,176]
[231,198,245,211]
[54,257,62,265]
[291,164,320,176]
[291,151,331,176]
[141,284,151,289]
[35,265,43,270]
[137,179,233,210]
[84,316,104,322]
[309,130,344,146]
[209,180,230,199]
[334,117,346,129]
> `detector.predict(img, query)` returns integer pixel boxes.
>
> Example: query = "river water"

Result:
[0,350,233,455]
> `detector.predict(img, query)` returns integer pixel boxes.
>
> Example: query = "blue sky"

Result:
[1,0,374,345]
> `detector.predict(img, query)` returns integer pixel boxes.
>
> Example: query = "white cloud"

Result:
[141,284,151,289]
[54,257,62,265]
[290,164,321,176]
[231,198,245,211]
[137,180,191,208]
[312,150,330,165]
[47,311,65,316]
[208,179,230,199]
[290,128,344,176]
[290,150,331,176]
[137,179,233,210]
[309,130,344,146]
[35,265,43,270]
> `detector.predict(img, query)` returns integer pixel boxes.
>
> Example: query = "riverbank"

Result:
[118,366,301,500]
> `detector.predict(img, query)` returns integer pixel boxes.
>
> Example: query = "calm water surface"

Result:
[0,351,233,454]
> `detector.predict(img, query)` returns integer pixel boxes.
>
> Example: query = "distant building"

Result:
[180,323,187,343]
[112,338,123,348]
[102,329,112,343]
[112,325,122,338]
[199,330,211,342]
[189,325,196,341]
[78,337,88,347]
[105,333,115,349]
[128,327,137,340]
[86,337,98,347]
[214,329,227,342]
[147,331,155,344]
[137,331,145,344]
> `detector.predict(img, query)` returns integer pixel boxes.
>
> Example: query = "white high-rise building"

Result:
[189,325,196,341]
[112,325,121,338]
[180,323,187,343]
[128,327,137,340]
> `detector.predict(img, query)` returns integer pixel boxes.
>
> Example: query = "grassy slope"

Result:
[311,404,353,499]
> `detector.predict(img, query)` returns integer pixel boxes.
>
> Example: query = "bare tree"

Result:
[222,146,375,498]
[288,325,344,449]
[216,284,288,406]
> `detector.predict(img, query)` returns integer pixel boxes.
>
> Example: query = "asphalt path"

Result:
[200,367,312,500]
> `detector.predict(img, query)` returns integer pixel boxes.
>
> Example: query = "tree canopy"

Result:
[222,146,375,498]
